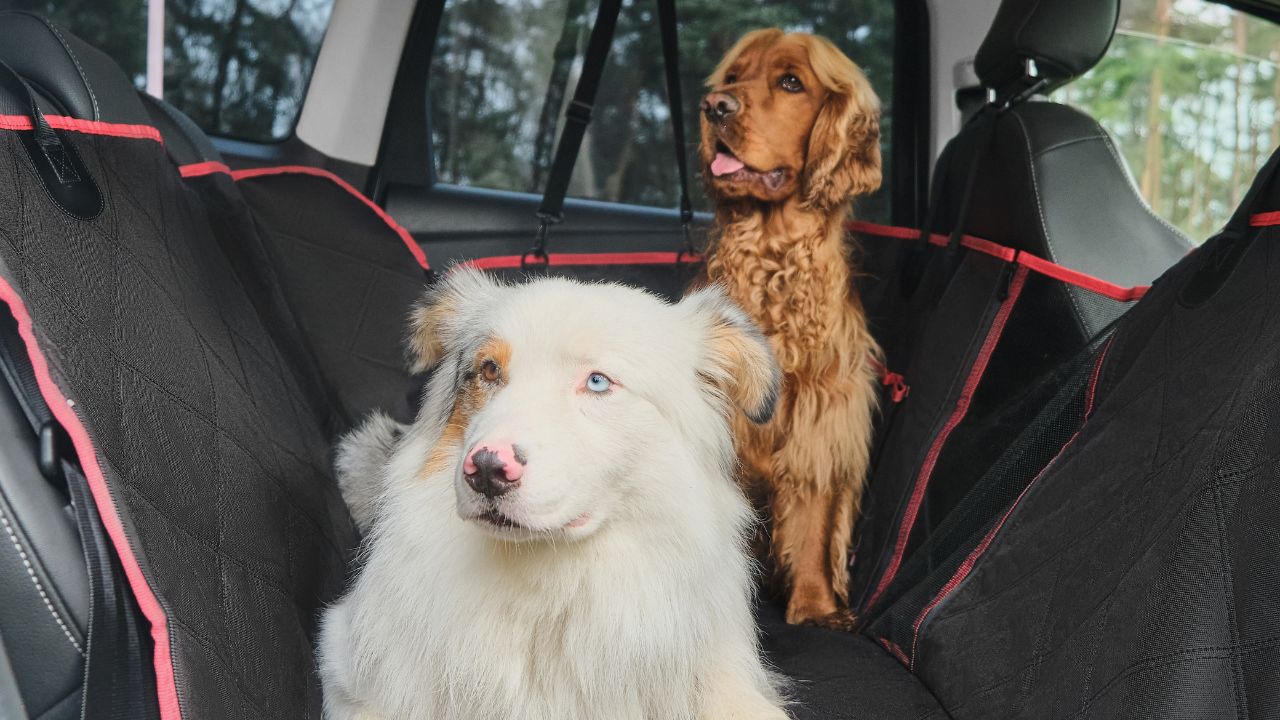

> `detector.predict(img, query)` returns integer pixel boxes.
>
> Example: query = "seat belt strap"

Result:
[532,0,624,259]
[655,0,696,254]
[0,311,156,720]
[66,460,159,720]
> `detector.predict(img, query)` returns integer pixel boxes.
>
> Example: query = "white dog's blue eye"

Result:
[586,373,612,393]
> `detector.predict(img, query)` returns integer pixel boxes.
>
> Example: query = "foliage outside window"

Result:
[1,0,334,142]
[1056,0,1280,241]
[429,0,895,221]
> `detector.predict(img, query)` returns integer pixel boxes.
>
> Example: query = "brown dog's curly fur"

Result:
[697,29,882,626]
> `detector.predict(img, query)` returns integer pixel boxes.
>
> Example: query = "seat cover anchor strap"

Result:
[0,59,103,221]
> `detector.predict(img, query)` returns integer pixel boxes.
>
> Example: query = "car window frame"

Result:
[370,0,929,227]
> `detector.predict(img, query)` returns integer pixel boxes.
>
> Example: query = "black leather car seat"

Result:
[934,0,1190,326]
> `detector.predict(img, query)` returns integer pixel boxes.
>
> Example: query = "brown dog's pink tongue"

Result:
[711,152,745,176]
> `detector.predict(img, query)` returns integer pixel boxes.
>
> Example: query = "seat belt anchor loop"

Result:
[526,212,560,268]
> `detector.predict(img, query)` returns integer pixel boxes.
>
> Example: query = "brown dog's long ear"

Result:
[681,286,782,424]
[801,37,883,211]
[406,267,500,373]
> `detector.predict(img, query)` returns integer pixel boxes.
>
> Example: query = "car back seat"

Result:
[851,0,1191,617]
[0,13,949,720]
[0,10,413,716]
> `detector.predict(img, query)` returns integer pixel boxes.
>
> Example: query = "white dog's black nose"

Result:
[464,444,524,497]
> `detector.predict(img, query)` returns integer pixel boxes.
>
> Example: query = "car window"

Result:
[1,0,335,142]
[428,0,895,221]
[1055,0,1280,241]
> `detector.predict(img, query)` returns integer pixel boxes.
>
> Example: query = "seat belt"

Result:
[655,0,696,257]
[530,0,590,194]
[530,0,624,263]
[0,306,157,720]
[529,0,699,263]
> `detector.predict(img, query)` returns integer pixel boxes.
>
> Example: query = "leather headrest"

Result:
[0,11,151,125]
[975,0,1120,97]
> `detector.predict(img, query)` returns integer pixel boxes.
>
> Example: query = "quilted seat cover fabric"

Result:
[0,126,356,718]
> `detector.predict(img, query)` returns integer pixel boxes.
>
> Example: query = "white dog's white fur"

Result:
[318,269,789,720]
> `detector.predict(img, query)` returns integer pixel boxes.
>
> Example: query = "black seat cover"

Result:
[853,0,1192,614]
[0,12,360,717]
[904,147,1280,719]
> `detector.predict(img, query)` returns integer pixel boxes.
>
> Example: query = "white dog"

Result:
[318,269,790,720]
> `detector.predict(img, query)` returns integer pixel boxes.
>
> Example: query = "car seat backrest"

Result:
[852,0,1186,616]
[0,12,359,718]
[888,141,1280,719]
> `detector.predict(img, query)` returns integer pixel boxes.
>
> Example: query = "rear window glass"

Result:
[1056,0,1280,241]
[0,0,335,142]
[427,0,895,221]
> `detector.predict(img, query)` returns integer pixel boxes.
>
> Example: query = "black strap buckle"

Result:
[525,213,559,269]
[564,100,593,126]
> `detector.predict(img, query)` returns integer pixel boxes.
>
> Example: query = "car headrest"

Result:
[0,11,151,125]
[975,0,1120,98]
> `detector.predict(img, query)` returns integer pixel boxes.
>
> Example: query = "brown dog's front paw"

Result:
[800,608,859,633]
[784,586,838,625]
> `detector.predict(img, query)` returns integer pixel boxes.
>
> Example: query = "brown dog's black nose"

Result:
[464,447,521,498]
[702,92,740,122]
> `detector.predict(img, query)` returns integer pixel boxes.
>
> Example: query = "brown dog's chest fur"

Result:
[706,201,873,379]
[705,199,880,616]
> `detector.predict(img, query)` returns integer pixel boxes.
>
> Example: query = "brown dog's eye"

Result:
[779,74,804,93]
[479,359,501,383]
[724,73,738,84]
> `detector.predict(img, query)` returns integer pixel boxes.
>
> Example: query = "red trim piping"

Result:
[906,336,1114,668]
[908,470,1032,668]
[1016,253,1147,302]
[0,114,163,143]
[879,637,910,666]
[0,277,181,720]
[226,165,429,271]
[1250,211,1280,227]
[847,220,1017,262]
[863,265,1031,612]
[456,251,703,272]
[1084,337,1113,417]
[846,220,1149,303]
[178,161,231,178]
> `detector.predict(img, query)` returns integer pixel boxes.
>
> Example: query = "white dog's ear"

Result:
[681,286,782,424]
[406,267,501,373]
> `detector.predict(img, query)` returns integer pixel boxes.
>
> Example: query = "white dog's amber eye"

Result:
[480,359,501,383]
[585,372,612,393]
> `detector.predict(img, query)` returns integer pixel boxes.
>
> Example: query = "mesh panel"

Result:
[867,334,1108,657]
[919,272,1135,536]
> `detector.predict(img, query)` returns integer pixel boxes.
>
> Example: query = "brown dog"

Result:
[698,28,882,626]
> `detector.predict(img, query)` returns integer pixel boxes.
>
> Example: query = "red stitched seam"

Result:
[863,265,1031,612]
[847,220,1149,301]
[0,277,181,720]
